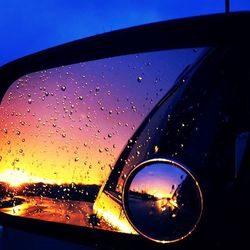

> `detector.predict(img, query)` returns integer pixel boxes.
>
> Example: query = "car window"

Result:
[0,48,205,233]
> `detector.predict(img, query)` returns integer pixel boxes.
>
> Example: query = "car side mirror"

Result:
[1,12,250,249]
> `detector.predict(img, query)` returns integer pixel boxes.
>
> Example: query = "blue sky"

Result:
[0,0,250,65]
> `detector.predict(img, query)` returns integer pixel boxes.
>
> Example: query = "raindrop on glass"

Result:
[154,145,159,153]
[137,76,143,82]
[61,85,66,91]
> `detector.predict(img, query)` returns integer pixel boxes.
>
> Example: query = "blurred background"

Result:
[0,0,250,249]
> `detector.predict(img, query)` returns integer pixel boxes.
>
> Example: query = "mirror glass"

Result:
[0,48,204,234]
[123,160,203,243]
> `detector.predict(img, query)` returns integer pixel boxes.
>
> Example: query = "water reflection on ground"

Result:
[0,196,113,231]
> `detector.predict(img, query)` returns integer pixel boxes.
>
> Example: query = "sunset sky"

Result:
[0,49,188,184]
[130,162,187,198]
[0,50,197,186]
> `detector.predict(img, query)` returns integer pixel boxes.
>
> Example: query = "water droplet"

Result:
[62,133,66,138]
[28,98,32,104]
[75,157,79,162]
[136,151,140,156]
[3,128,7,134]
[79,96,83,100]
[100,106,104,111]
[16,131,21,135]
[108,133,112,138]
[66,215,70,220]
[137,76,143,82]
[154,146,159,153]
[61,86,66,91]
[95,86,100,92]
[99,148,103,153]
[45,91,49,96]
[84,142,87,147]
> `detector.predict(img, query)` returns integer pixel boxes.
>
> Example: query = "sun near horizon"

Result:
[0,169,58,187]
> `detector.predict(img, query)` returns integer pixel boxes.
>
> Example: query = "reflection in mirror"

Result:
[0,48,204,234]
[123,159,203,243]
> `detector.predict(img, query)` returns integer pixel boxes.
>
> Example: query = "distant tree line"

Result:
[0,182,100,203]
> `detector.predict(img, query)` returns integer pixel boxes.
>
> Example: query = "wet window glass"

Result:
[0,48,204,233]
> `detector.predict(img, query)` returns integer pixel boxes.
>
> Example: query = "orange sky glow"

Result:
[0,53,171,186]
[0,50,199,186]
